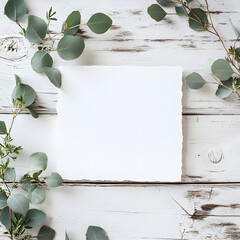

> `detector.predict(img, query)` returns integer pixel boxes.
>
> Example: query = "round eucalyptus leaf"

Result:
[12,83,36,107]
[37,226,56,240]
[31,50,53,73]
[235,48,240,63]
[25,209,46,228]
[4,168,16,182]
[62,11,81,35]
[86,226,109,240]
[26,15,47,44]
[4,0,26,22]
[21,182,37,193]
[0,192,8,209]
[65,232,70,240]
[189,8,208,31]
[15,74,21,85]
[33,170,43,180]
[215,78,233,99]
[43,67,62,88]
[186,72,206,89]
[29,152,48,172]
[147,4,167,22]
[7,194,29,215]
[28,187,45,205]
[57,35,85,60]
[175,6,188,16]
[157,0,172,6]
[44,172,63,187]
[27,107,39,118]
[211,59,234,81]
[0,121,7,135]
[0,207,11,228]
[87,13,112,34]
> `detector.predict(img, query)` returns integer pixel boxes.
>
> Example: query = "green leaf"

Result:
[0,121,7,135]
[12,83,36,107]
[33,170,43,180]
[175,6,188,16]
[0,207,11,228]
[43,67,62,88]
[147,4,167,22]
[186,72,206,89]
[235,48,240,63]
[0,192,8,209]
[157,0,172,6]
[86,226,109,240]
[44,172,63,187]
[15,74,21,85]
[87,13,112,34]
[28,187,45,205]
[25,209,46,228]
[188,8,208,31]
[65,232,70,240]
[57,35,85,60]
[7,194,29,215]
[29,152,48,172]
[63,11,81,35]
[31,50,53,73]
[211,59,234,81]
[4,168,16,182]
[4,0,26,22]
[37,226,56,240]
[26,15,47,44]
[27,107,39,118]
[215,77,233,99]
[21,182,36,192]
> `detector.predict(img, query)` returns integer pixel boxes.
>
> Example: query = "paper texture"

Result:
[57,66,182,181]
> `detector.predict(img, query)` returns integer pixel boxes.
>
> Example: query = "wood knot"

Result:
[208,150,223,164]
[0,37,27,60]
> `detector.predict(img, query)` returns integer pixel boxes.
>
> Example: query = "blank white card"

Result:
[57,66,182,181]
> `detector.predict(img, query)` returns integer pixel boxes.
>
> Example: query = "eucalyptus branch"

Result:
[0,74,63,240]
[148,0,240,99]
[5,2,112,89]
[204,0,228,52]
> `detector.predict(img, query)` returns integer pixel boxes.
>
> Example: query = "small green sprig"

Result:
[4,0,113,89]
[46,7,57,21]
[148,0,240,99]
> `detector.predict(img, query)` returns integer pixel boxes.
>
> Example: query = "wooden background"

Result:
[0,0,240,239]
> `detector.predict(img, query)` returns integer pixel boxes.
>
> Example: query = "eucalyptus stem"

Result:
[204,0,240,75]
[9,208,13,240]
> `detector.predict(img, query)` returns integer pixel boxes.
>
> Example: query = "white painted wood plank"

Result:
[183,115,240,182]
[1,114,240,182]
[0,0,239,114]
[1,184,239,239]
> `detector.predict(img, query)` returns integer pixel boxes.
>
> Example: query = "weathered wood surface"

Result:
[0,184,239,240]
[1,0,240,238]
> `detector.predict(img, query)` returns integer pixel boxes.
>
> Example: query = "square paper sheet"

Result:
[57,66,182,181]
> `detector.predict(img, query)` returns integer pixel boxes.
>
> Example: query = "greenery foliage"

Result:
[2,0,112,239]
[4,0,112,89]
[0,55,110,240]
[148,0,240,99]
[0,75,63,239]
